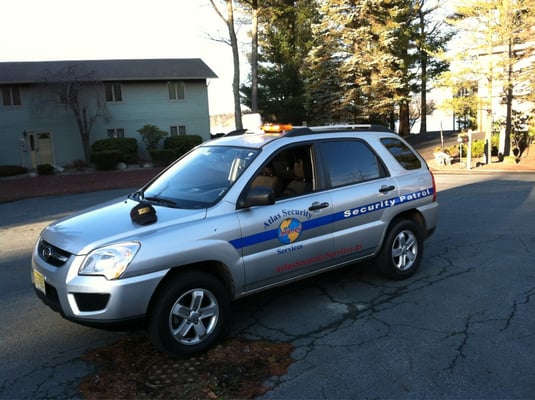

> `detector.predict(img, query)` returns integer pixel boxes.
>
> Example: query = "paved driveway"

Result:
[1,173,534,399]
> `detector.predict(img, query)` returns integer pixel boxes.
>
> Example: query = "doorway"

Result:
[28,132,54,168]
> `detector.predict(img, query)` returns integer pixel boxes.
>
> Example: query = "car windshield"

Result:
[141,145,259,209]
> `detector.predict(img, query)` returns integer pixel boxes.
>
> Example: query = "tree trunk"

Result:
[70,103,91,164]
[419,53,428,135]
[226,0,243,130]
[398,101,410,137]
[503,39,513,157]
[418,7,427,135]
[250,0,259,113]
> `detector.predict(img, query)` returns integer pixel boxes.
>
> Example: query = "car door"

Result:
[318,139,399,263]
[235,144,335,292]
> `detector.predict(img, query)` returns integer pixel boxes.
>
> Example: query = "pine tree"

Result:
[242,0,318,124]
[308,0,423,134]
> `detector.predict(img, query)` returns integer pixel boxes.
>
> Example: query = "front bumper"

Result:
[31,243,167,328]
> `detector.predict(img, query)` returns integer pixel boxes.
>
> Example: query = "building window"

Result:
[168,81,185,100]
[105,83,122,102]
[2,86,21,106]
[107,128,125,138]
[170,125,186,136]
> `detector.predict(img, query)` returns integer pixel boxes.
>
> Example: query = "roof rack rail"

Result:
[285,124,394,137]
[284,127,314,137]
[309,124,393,132]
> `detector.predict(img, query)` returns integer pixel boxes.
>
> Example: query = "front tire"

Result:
[376,219,423,280]
[148,271,230,356]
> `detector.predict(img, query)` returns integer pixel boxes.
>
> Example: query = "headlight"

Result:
[79,242,140,280]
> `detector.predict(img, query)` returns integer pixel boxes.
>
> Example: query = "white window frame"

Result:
[2,86,22,106]
[168,81,185,100]
[105,82,123,102]
[170,125,186,136]
[107,128,125,138]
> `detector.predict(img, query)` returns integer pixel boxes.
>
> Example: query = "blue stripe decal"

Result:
[302,214,333,230]
[230,187,434,250]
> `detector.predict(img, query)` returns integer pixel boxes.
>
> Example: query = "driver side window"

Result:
[250,145,314,199]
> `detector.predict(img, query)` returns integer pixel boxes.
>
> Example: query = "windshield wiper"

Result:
[128,190,144,201]
[144,196,177,207]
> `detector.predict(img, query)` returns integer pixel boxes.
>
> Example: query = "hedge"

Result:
[149,149,178,167]
[0,165,28,177]
[164,135,203,157]
[37,164,55,175]
[91,138,138,164]
[147,135,203,167]
[91,150,122,171]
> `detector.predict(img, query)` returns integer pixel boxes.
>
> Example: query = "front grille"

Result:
[38,239,71,267]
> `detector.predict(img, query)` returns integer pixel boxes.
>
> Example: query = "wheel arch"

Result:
[145,261,235,324]
[375,209,426,279]
[388,209,426,237]
[378,209,426,251]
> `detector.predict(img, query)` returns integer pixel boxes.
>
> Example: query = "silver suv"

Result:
[32,125,439,356]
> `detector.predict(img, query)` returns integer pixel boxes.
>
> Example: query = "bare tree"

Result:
[209,0,243,129]
[414,0,452,135]
[410,95,436,131]
[45,65,108,164]
[240,0,260,113]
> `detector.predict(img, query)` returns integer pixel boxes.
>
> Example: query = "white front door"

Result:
[29,132,54,168]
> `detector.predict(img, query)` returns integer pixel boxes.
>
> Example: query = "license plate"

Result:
[33,269,46,295]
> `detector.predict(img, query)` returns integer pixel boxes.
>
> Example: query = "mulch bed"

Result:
[78,335,294,400]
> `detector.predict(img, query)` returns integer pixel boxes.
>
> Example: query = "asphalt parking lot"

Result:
[1,171,534,399]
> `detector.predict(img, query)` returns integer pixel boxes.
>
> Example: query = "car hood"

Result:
[40,198,207,255]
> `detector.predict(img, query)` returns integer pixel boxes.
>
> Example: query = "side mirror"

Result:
[238,186,275,209]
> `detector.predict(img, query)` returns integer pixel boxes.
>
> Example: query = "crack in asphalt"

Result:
[0,354,85,400]
[443,311,481,372]
[501,286,535,333]
[0,332,113,400]
[518,236,532,254]
[236,263,477,370]
[237,232,535,390]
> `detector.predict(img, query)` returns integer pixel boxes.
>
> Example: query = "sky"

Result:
[0,0,238,114]
[1,0,459,119]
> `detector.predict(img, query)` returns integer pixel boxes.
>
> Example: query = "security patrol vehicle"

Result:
[32,124,439,356]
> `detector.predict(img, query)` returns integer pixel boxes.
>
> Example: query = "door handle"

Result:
[309,201,329,211]
[379,185,395,193]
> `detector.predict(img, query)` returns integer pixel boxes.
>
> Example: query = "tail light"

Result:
[430,170,437,202]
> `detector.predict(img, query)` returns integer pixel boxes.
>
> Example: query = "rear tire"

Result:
[376,219,423,280]
[148,271,230,356]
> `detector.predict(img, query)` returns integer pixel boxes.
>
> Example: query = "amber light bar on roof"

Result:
[260,123,293,133]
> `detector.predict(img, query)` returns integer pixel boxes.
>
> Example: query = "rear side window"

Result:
[381,138,422,170]
[320,140,385,187]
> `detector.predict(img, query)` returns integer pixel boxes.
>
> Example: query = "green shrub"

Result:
[164,135,203,158]
[66,159,86,171]
[37,164,55,175]
[471,140,485,158]
[138,124,167,150]
[91,138,138,164]
[445,145,460,158]
[0,165,28,177]
[91,150,122,171]
[470,135,499,158]
[149,149,178,167]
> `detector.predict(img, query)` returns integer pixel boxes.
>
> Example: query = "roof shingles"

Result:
[0,58,217,84]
